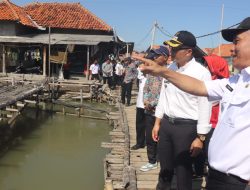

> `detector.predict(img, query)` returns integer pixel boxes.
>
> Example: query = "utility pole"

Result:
[150,21,157,49]
[219,4,224,56]
[126,43,129,57]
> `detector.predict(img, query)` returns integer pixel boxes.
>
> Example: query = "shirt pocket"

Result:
[220,93,231,113]
[230,88,250,106]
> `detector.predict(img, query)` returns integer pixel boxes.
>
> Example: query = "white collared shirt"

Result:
[205,66,250,181]
[136,70,146,108]
[155,58,212,134]
[115,63,124,76]
[89,64,99,74]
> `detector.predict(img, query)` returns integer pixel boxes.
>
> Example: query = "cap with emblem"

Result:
[222,17,250,42]
[163,30,197,48]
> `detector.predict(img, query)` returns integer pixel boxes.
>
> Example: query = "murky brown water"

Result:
[0,104,111,190]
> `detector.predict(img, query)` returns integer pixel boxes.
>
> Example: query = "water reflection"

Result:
[0,105,111,190]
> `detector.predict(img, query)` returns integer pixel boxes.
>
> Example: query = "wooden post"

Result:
[48,27,51,77]
[52,77,55,99]
[86,45,90,80]
[2,44,6,74]
[43,46,46,76]
[62,106,65,115]
[11,77,15,86]
[75,108,80,117]
[80,89,83,104]
[104,179,113,190]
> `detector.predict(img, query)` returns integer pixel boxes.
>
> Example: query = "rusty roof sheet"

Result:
[203,44,233,57]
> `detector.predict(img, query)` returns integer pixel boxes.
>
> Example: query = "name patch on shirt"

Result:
[164,80,170,88]
[226,84,233,92]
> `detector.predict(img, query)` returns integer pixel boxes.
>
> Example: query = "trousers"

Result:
[121,82,132,105]
[135,107,146,147]
[207,168,248,190]
[157,115,197,190]
[145,113,157,164]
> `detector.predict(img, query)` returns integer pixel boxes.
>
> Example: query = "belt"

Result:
[209,167,248,185]
[163,114,197,125]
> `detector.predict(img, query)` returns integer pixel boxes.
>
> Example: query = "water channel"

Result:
[0,103,112,190]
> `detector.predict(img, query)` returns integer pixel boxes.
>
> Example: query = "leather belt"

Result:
[163,114,197,125]
[164,114,197,125]
[209,167,248,185]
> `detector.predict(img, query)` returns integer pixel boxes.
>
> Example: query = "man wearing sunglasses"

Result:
[149,31,211,190]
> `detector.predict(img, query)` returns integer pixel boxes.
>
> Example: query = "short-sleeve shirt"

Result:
[90,64,99,75]
[205,66,250,181]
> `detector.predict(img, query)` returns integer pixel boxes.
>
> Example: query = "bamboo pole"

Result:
[56,112,106,120]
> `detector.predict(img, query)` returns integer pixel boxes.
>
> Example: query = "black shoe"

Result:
[130,144,144,150]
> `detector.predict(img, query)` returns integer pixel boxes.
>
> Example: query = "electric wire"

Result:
[135,25,154,46]
[156,25,173,38]
[196,22,240,38]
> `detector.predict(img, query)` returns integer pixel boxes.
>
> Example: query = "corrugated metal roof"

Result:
[0,33,113,45]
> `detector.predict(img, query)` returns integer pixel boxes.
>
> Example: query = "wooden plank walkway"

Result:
[125,105,159,190]
[125,105,204,190]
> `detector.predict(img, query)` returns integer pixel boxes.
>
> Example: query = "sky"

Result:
[13,0,250,52]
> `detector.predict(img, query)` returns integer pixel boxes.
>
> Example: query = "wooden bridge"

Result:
[0,77,47,127]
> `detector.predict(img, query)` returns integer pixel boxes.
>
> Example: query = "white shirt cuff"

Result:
[197,124,212,134]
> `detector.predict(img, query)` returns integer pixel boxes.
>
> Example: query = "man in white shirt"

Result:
[131,69,147,150]
[133,17,250,190]
[89,59,100,81]
[134,31,212,190]
[115,61,124,86]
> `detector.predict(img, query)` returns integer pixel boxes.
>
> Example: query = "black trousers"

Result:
[103,76,112,88]
[91,74,99,81]
[207,168,248,190]
[121,82,133,105]
[157,115,197,190]
[114,75,123,87]
[145,113,157,164]
[135,107,146,147]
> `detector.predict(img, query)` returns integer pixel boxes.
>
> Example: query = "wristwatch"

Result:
[197,134,206,142]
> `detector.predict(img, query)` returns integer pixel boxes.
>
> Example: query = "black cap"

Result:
[163,31,196,48]
[222,17,250,42]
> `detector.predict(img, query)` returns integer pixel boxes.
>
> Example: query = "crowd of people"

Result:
[89,55,138,106]
[131,17,250,190]
[89,17,250,190]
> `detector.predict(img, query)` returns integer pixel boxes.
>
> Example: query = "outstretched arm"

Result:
[132,55,208,97]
